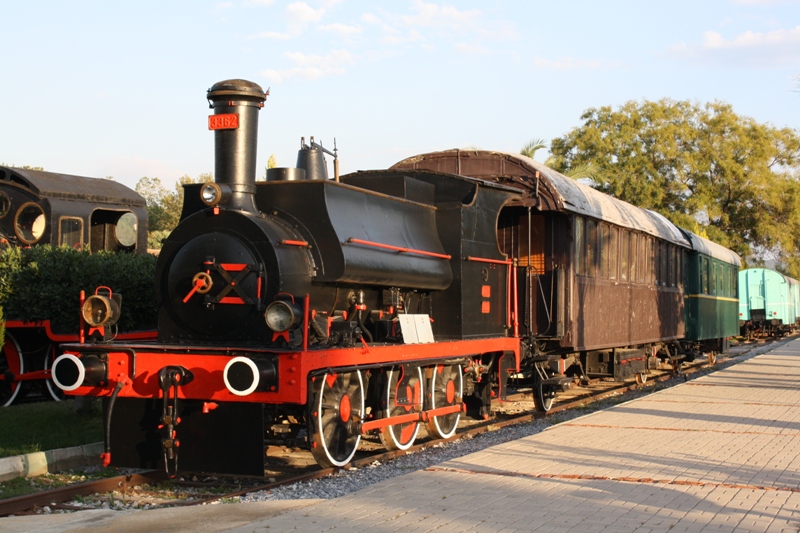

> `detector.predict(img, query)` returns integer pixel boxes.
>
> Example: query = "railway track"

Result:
[0,343,774,517]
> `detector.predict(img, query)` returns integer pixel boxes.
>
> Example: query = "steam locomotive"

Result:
[0,166,150,406]
[53,79,740,476]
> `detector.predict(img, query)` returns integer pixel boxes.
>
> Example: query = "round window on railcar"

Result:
[114,212,138,248]
[0,191,10,219]
[15,202,46,244]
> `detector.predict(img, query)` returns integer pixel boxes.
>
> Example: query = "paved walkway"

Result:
[4,339,800,532]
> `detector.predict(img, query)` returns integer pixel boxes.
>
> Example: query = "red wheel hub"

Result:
[339,394,352,422]
[446,379,455,404]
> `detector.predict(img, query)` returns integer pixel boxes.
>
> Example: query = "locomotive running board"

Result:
[358,403,466,434]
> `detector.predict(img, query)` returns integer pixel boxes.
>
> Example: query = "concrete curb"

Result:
[0,442,103,482]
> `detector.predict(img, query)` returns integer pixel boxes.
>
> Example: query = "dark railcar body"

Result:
[0,166,148,253]
[0,166,150,406]
[680,229,741,354]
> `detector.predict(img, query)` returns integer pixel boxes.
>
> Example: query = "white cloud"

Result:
[668,24,800,67]
[286,1,325,29]
[380,28,425,45]
[261,49,356,83]
[702,25,800,48]
[533,56,612,71]
[251,31,293,40]
[318,23,361,36]
[455,42,490,56]
[248,1,326,40]
[401,0,481,30]
[243,0,275,5]
[360,13,383,25]
[402,1,517,40]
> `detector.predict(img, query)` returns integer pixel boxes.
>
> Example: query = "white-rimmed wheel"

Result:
[0,332,24,406]
[380,365,423,451]
[533,376,555,412]
[635,372,648,385]
[425,363,463,439]
[309,370,365,468]
[707,352,717,365]
[44,345,65,401]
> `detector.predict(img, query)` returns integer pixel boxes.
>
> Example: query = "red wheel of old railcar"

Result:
[380,365,423,451]
[0,332,24,406]
[309,370,365,468]
[44,344,65,401]
[425,363,462,439]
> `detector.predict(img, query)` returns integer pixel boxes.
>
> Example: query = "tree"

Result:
[135,173,212,248]
[548,99,800,275]
[521,139,547,160]
[262,153,278,180]
[135,176,171,232]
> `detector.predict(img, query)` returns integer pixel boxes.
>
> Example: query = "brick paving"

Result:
[5,339,800,532]
[233,339,800,532]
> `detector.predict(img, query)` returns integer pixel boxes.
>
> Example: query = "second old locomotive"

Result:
[54,79,740,476]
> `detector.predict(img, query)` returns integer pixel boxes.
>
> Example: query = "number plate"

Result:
[208,113,239,130]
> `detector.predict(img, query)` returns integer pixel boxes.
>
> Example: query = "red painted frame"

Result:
[62,336,521,406]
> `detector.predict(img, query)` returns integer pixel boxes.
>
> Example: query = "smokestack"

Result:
[207,79,267,213]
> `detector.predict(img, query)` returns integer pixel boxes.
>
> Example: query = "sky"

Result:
[1,0,799,192]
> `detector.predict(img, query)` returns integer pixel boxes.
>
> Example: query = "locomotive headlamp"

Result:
[82,292,121,327]
[265,300,302,332]
[200,182,232,207]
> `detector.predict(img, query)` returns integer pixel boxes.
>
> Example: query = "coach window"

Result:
[599,225,609,278]
[609,227,618,280]
[114,212,138,249]
[59,217,83,249]
[619,230,629,281]
[574,217,585,275]
[710,261,717,295]
[15,202,46,244]
[0,191,9,218]
[666,245,672,287]
[587,219,597,277]
[630,234,638,282]
[646,238,654,285]
[701,258,709,294]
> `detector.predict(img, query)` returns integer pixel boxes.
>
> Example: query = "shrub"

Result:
[0,246,157,333]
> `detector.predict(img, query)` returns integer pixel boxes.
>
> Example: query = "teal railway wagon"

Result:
[738,268,799,337]
[680,230,741,357]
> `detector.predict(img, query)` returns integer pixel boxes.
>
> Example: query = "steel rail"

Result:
[0,471,167,517]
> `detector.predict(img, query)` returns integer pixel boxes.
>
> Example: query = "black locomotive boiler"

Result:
[54,79,740,476]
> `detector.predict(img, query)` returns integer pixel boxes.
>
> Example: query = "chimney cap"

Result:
[207,79,267,101]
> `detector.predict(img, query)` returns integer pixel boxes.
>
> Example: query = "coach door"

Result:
[498,207,564,338]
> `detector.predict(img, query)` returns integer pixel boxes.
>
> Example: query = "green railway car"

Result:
[680,230,741,357]
[739,268,800,337]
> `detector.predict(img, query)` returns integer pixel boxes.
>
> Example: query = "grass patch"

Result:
[0,400,102,458]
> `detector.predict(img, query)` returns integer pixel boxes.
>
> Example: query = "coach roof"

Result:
[0,166,146,207]
[391,149,690,247]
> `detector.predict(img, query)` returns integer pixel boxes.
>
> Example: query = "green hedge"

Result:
[0,246,157,333]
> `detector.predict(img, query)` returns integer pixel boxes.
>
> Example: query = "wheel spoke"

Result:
[426,363,462,439]
[381,366,423,451]
[310,370,364,468]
